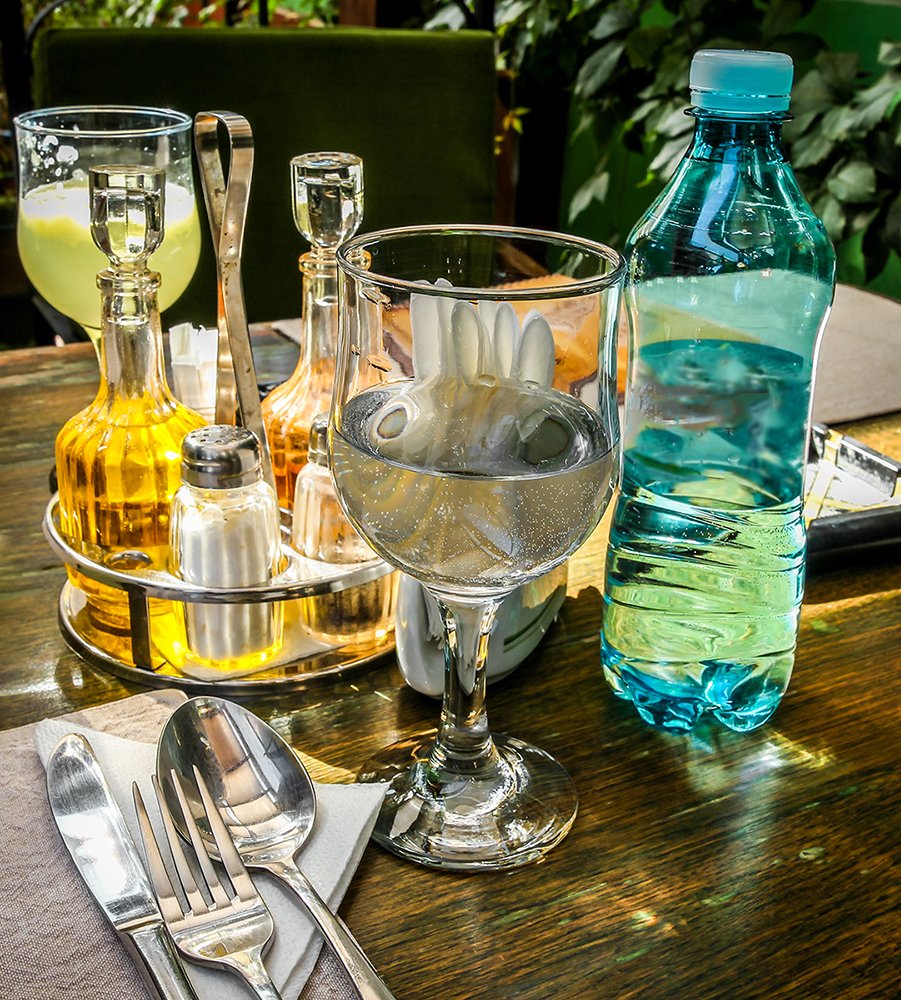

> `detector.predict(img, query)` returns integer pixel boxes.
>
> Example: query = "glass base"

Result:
[358,731,578,871]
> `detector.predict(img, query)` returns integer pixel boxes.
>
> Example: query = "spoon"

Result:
[156,696,397,1000]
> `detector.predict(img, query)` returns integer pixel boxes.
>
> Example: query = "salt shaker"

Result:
[293,414,396,647]
[170,425,284,677]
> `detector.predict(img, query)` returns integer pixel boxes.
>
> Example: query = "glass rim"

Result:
[337,224,625,301]
[13,105,192,139]
[290,150,363,169]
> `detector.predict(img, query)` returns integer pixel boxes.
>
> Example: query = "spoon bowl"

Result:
[157,696,396,1000]
[157,695,315,867]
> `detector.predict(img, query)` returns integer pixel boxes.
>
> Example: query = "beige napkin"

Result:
[0,691,382,1000]
[811,283,900,425]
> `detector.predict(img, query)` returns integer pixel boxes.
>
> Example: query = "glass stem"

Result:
[428,596,503,777]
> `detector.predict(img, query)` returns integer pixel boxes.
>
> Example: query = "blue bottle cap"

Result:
[690,49,793,113]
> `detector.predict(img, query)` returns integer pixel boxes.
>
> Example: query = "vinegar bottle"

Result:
[261,152,363,509]
[55,167,205,637]
[601,50,836,732]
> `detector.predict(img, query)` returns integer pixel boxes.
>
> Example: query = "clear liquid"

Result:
[18,177,201,330]
[602,335,813,732]
[331,379,616,597]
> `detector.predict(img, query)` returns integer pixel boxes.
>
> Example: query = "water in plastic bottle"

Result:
[601,50,836,732]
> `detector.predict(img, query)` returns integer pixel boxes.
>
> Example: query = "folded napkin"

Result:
[0,691,386,1000]
[812,283,901,425]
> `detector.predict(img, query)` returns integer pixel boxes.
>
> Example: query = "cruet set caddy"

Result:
[44,112,402,693]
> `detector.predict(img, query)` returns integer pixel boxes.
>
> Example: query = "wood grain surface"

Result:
[0,334,898,1000]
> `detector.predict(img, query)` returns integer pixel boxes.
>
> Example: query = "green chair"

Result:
[31,27,496,327]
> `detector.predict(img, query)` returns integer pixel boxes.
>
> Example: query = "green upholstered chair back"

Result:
[31,27,496,327]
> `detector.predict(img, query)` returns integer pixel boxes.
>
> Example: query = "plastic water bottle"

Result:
[601,50,836,733]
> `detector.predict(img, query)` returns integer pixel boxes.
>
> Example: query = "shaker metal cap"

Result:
[308,413,330,467]
[182,425,262,489]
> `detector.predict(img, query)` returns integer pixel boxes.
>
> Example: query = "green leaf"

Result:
[840,72,901,133]
[569,167,610,221]
[629,99,662,125]
[424,5,466,30]
[821,104,857,141]
[570,105,598,141]
[868,124,901,178]
[575,41,626,98]
[790,69,834,117]
[626,26,669,70]
[791,129,835,169]
[645,98,684,135]
[681,0,711,18]
[762,0,804,42]
[878,41,901,68]
[783,109,819,142]
[826,160,877,203]
[813,194,846,241]
[572,0,610,13]
[846,206,879,238]
[816,51,860,98]
[497,0,533,18]
[589,3,636,41]
[649,136,690,178]
[655,106,693,139]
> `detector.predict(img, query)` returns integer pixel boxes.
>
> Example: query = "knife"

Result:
[46,734,200,1000]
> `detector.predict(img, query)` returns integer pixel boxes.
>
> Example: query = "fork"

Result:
[134,767,283,1000]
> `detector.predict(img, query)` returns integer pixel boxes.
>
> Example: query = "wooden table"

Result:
[1,336,899,1000]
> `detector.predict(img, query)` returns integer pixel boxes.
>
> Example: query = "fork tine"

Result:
[152,774,209,914]
[169,769,231,909]
[192,765,257,903]
[133,782,184,926]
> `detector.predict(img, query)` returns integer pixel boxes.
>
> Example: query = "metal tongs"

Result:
[193,111,275,493]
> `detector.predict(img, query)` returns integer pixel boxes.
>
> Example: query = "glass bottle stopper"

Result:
[89,165,164,269]
[291,152,363,250]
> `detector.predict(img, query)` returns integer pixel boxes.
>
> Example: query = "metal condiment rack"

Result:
[45,112,397,693]
[45,497,396,693]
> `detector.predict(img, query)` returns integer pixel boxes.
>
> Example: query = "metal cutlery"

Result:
[157,696,398,1000]
[46,734,200,1000]
[134,766,283,1000]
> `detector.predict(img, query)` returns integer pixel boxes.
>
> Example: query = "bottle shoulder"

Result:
[55,401,204,484]
[261,367,332,424]
[58,395,204,435]
[628,166,835,283]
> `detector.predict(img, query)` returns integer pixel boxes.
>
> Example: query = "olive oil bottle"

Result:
[55,167,204,638]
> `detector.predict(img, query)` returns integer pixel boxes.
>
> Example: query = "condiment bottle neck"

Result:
[97,269,170,399]
[298,246,338,369]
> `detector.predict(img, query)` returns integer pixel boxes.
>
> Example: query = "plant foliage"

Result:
[426,0,901,283]
[21,1,338,30]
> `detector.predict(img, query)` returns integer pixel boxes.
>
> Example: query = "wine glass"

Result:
[330,225,624,870]
[14,106,201,349]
